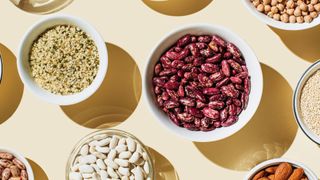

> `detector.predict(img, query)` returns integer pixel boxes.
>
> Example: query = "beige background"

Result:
[0,0,319,179]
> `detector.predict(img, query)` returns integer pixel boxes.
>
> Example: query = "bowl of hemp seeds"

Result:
[294,60,320,144]
[17,14,108,105]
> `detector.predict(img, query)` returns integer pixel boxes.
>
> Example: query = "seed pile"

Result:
[29,25,99,95]
[251,0,320,23]
[69,133,151,180]
[300,70,320,136]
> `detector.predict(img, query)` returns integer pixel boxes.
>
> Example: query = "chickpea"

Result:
[302,11,308,16]
[314,3,320,11]
[280,13,289,22]
[263,0,271,5]
[271,0,278,6]
[299,2,308,11]
[297,0,303,6]
[277,3,285,11]
[257,4,265,12]
[271,6,279,13]
[273,13,281,20]
[296,16,305,23]
[294,7,302,16]
[311,0,318,5]
[289,15,297,23]
[287,8,295,15]
[265,5,272,12]
[252,0,260,7]
[304,15,313,22]
[267,11,274,17]
[286,0,295,8]
[277,0,283,2]
[310,11,319,18]
[308,4,315,11]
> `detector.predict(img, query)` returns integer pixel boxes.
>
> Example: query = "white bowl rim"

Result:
[0,147,34,180]
[144,23,263,142]
[293,60,320,145]
[241,0,320,31]
[244,158,318,180]
[17,14,108,105]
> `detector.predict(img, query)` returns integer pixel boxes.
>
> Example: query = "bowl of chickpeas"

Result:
[242,0,320,30]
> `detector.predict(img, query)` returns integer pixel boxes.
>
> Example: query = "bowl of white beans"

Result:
[66,129,154,180]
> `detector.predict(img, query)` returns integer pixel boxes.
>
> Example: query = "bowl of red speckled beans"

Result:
[144,23,263,142]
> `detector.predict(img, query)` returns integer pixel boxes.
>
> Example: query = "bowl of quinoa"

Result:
[294,60,320,144]
[18,14,108,105]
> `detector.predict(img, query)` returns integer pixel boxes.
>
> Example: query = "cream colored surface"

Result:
[0,0,319,179]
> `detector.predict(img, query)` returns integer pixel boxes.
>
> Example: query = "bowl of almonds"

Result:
[0,148,34,180]
[245,158,317,180]
[242,0,320,30]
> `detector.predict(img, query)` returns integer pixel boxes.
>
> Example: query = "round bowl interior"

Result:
[244,158,318,180]
[0,147,34,180]
[66,129,154,179]
[293,60,320,144]
[18,14,108,105]
[144,23,263,142]
[241,0,320,30]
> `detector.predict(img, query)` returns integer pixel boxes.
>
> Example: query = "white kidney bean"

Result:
[104,159,119,170]
[69,172,82,180]
[79,165,94,173]
[80,144,89,156]
[107,167,119,178]
[126,138,136,152]
[128,152,140,164]
[115,144,127,153]
[143,163,149,174]
[99,170,108,180]
[119,151,132,159]
[96,159,107,170]
[95,146,110,154]
[114,158,129,167]
[109,136,119,149]
[79,155,96,165]
[70,133,151,180]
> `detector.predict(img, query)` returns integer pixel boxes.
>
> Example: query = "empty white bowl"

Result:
[144,23,263,142]
[17,14,108,105]
[0,147,34,180]
[244,158,317,180]
[293,60,320,144]
[241,0,320,30]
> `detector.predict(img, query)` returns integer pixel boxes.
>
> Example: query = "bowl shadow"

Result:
[142,0,213,16]
[270,25,320,62]
[194,63,298,171]
[147,147,179,180]
[0,44,24,125]
[27,158,49,180]
[60,43,142,129]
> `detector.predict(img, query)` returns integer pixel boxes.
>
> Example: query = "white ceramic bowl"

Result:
[17,14,108,105]
[241,0,320,30]
[0,147,34,180]
[144,23,263,142]
[293,60,320,144]
[244,158,318,180]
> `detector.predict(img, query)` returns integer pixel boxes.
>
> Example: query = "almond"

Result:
[288,168,304,180]
[274,162,293,180]
[268,174,275,180]
[266,166,278,174]
[253,170,266,180]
